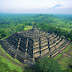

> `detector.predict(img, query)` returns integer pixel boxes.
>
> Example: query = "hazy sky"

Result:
[0,0,72,14]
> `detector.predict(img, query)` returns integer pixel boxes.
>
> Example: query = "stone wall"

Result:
[0,28,71,63]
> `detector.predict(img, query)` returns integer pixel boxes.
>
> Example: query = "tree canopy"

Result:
[0,14,72,41]
[33,57,61,72]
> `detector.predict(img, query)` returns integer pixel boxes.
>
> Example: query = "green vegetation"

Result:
[59,57,72,68]
[36,24,72,41]
[54,43,72,60]
[60,64,67,70]
[0,60,17,72]
[58,56,72,71]
[60,28,71,32]
[63,44,72,53]
[0,45,24,72]
[54,43,72,71]
[24,25,33,30]
[0,14,72,41]
[33,57,61,72]
[63,68,72,72]
[54,54,62,60]
[0,14,72,72]
[0,57,23,72]
[0,45,22,64]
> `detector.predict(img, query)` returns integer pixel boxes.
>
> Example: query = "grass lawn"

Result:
[0,45,24,72]
[63,43,72,53]
[54,54,62,60]
[38,28,42,29]
[54,43,72,60]
[59,56,72,67]
[24,25,33,31]
[59,56,72,70]
[54,43,72,70]
[0,45,22,64]
[64,43,72,56]
[0,56,24,72]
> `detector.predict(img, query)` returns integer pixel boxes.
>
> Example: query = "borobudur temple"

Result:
[0,26,71,63]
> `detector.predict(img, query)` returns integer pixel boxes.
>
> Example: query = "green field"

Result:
[24,25,33,31]
[54,43,72,70]
[0,45,24,72]
[54,54,62,60]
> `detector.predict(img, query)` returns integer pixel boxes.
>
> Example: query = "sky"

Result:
[0,0,72,14]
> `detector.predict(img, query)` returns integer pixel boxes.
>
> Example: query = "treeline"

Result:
[0,14,72,41]
[0,14,36,39]
[32,57,72,72]
[36,23,72,41]
[0,24,25,39]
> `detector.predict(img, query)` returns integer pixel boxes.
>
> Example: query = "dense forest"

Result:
[0,13,72,41]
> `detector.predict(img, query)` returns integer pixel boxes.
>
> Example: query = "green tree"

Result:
[63,68,72,72]
[0,30,7,39]
[15,24,25,32]
[33,57,61,72]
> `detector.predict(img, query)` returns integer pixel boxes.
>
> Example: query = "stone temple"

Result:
[0,26,70,63]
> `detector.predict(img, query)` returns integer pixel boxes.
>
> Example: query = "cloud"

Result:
[0,0,72,14]
[0,0,58,10]
[52,4,63,8]
[43,8,72,14]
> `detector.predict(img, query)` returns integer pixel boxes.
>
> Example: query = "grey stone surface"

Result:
[0,26,71,65]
